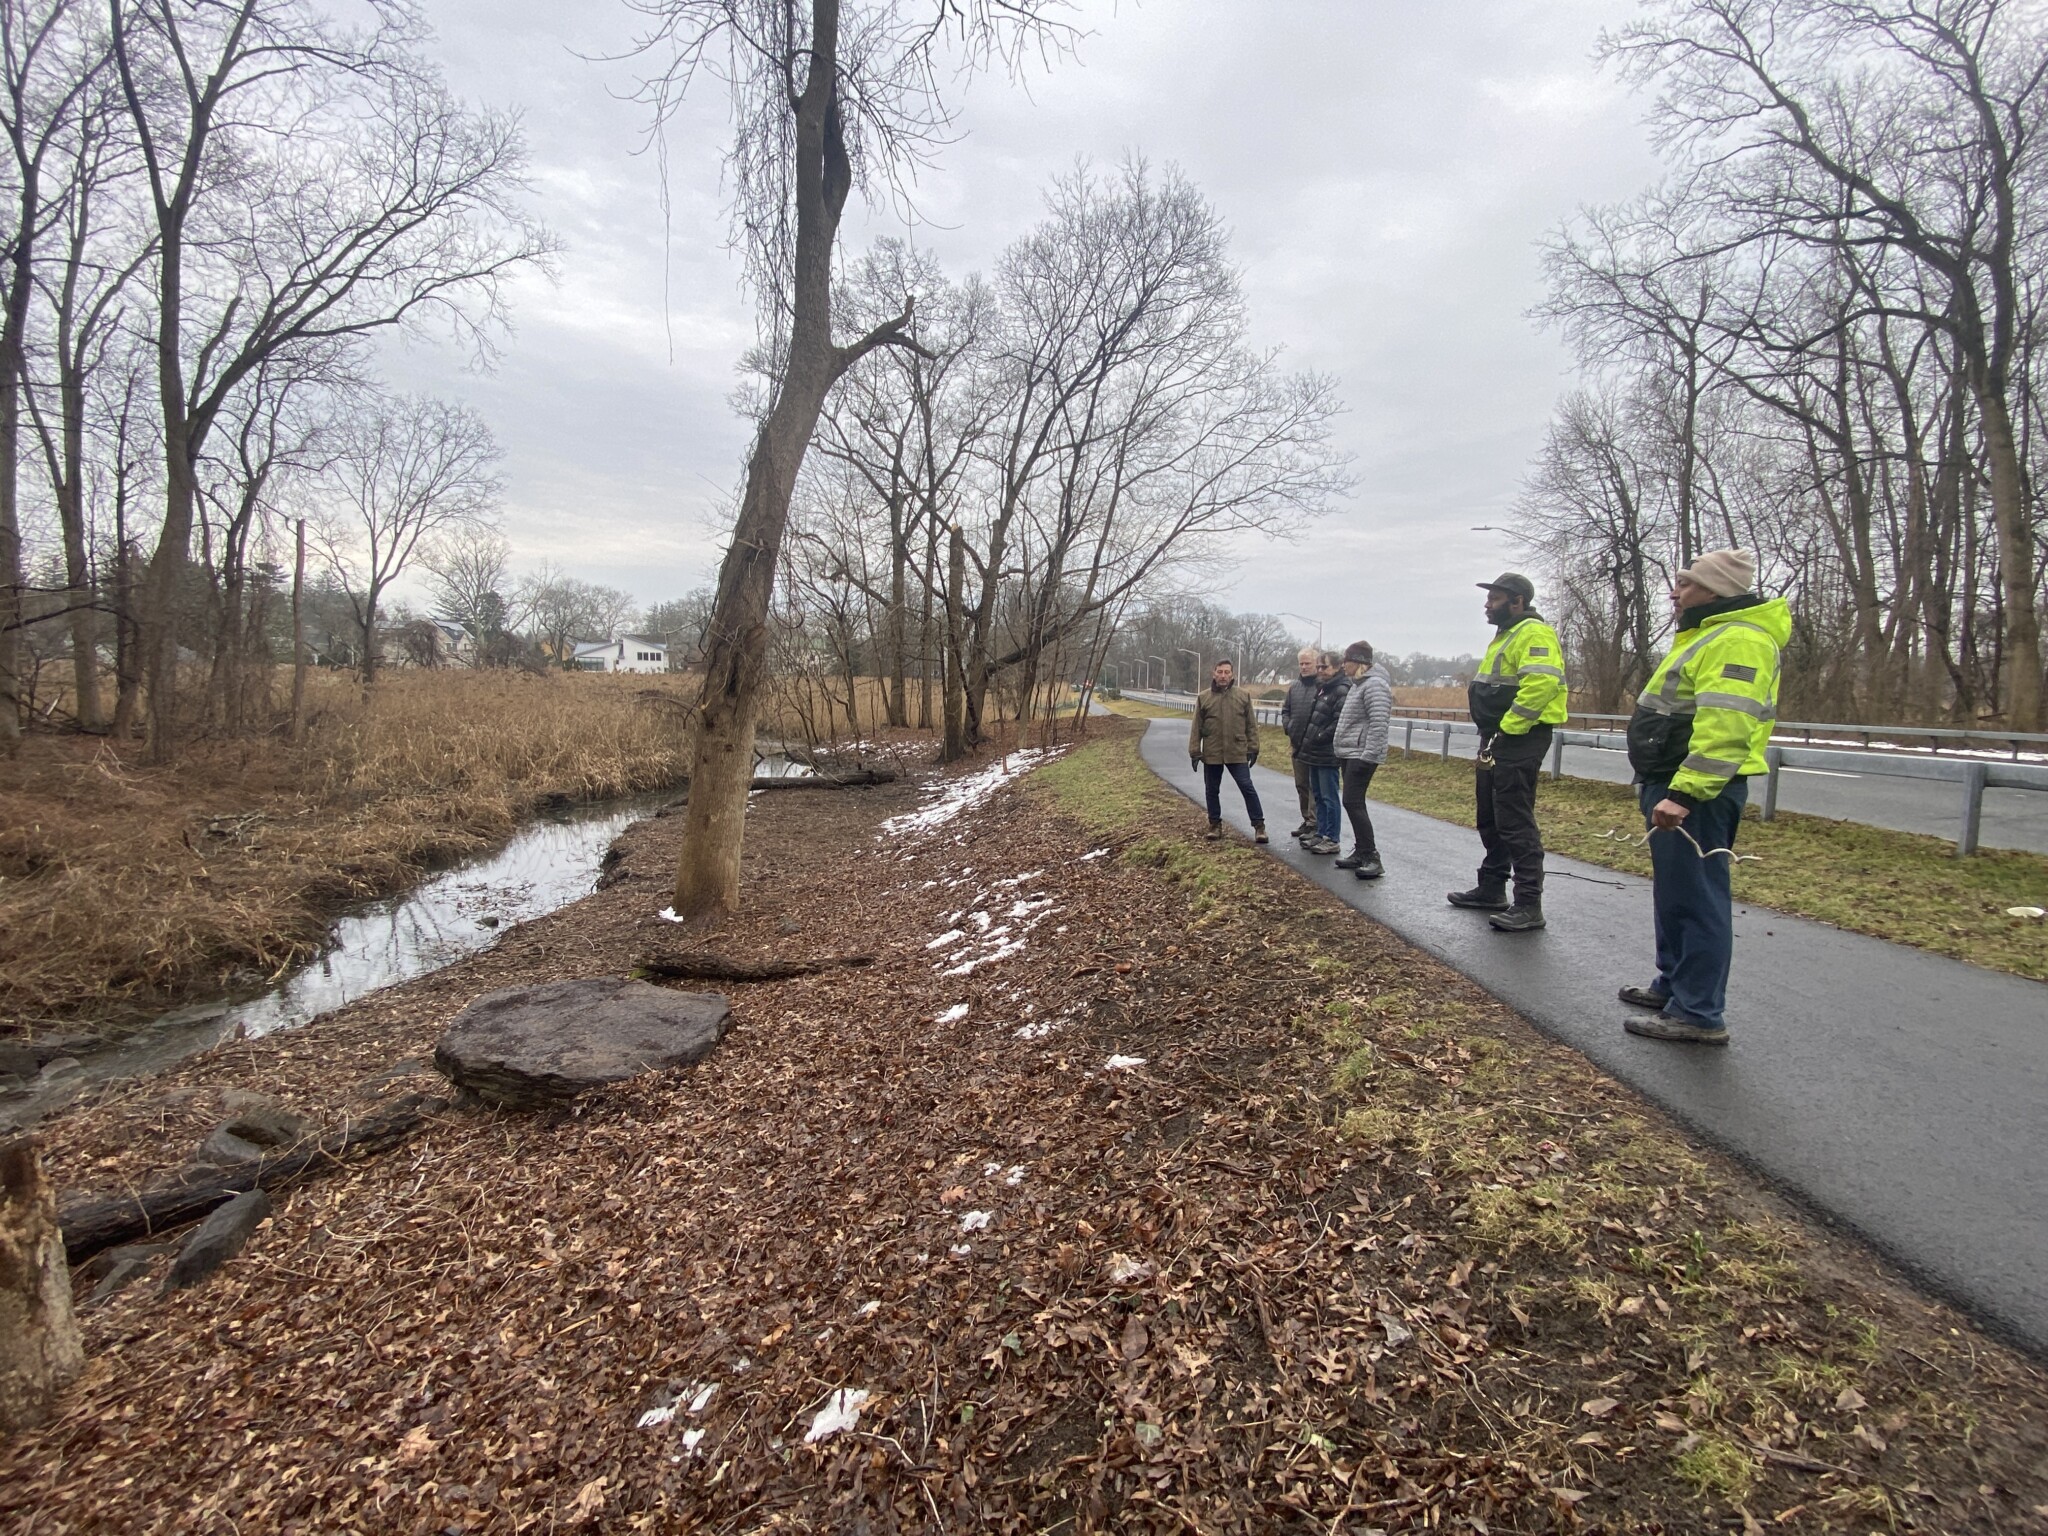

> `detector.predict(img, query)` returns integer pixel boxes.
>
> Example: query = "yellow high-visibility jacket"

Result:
[1469,616,1568,738]
[1629,596,1792,805]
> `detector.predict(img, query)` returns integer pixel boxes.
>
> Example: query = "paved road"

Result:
[1140,719,2048,1356]
[1121,690,2048,855]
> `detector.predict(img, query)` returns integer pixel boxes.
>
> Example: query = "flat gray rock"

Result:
[164,1190,272,1292]
[433,978,731,1110]
[194,1127,266,1166]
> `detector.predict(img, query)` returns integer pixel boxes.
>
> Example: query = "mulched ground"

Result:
[3,721,2045,1533]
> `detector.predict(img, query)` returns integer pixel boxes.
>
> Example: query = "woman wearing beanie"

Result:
[1330,640,1393,878]
[1621,548,1791,1047]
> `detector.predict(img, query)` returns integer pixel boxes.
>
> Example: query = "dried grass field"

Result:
[0,670,701,1033]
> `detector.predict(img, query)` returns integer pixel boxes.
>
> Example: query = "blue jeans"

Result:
[1310,764,1342,840]
[1639,777,1748,1030]
[1204,761,1265,827]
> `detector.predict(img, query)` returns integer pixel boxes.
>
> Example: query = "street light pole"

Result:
[1147,654,1168,693]
[1176,647,1202,694]
[1277,611,1323,650]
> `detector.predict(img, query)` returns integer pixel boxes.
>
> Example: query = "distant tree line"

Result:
[1518,0,2048,728]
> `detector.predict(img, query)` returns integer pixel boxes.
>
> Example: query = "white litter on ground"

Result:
[804,1388,872,1443]
[1004,1165,1027,1186]
[2007,905,2046,918]
[656,907,687,924]
[1104,1055,1148,1071]
[984,1162,1002,1177]
[960,1210,993,1232]
[1108,1254,1155,1285]
[934,1003,970,1024]
[949,1243,972,1257]
[680,1428,705,1453]
[637,1405,676,1429]
[687,1383,716,1414]
[877,749,1064,841]
[925,929,966,949]
[856,1300,880,1317]
[1079,848,1110,861]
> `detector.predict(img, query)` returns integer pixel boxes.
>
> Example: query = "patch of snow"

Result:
[984,1162,1002,1177]
[940,938,1027,977]
[1008,898,1056,918]
[992,869,1045,887]
[680,1428,705,1453]
[960,1210,993,1232]
[934,1003,970,1024]
[877,749,1065,841]
[804,1388,872,1443]
[949,1243,972,1257]
[1079,847,1110,861]
[925,929,966,949]
[637,1405,676,1429]
[1104,1055,1147,1071]
[1004,1165,1026,1187]
[970,910,994,931]
[1016,1021,1059,1041]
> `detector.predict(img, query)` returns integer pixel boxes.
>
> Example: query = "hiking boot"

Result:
[1293,819,1315,837]
[1353,855,1384,880]
[1488,903,1546,932]
[1253,823,1269,845]
[1619,984,1670,1010]
[1204,821,1224,840]
[1446,885,1510,911]
[1335,850,1364,869]
[1309,836,1339,855]
[1624,1013,1729,1046]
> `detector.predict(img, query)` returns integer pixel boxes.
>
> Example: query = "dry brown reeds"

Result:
[0,670,703,1034]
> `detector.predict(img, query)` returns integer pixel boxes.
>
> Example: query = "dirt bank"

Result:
[2,722,2043,1533]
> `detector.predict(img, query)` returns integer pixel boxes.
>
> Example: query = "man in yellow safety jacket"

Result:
[1448,572,1568,932]
[1620,548,1791,1046]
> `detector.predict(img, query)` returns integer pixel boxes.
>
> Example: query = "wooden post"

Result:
[0,1137,85,1431]
[289,518,308,743]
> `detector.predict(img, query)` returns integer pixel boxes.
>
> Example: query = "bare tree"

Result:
[111,0,553,754]
[310,392,500,684]
[628,0,1075,920]
[420,522,510,645]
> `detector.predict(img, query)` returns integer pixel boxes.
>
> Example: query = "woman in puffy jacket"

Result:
[1331,640,1393,878]
[1297,652,1351,853]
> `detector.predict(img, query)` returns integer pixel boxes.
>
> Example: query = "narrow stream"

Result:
[2,756,813,1129]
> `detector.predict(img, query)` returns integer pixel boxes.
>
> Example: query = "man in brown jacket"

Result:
[1188,659,1268,842]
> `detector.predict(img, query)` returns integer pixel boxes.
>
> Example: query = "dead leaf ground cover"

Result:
[2,720,2044,1534]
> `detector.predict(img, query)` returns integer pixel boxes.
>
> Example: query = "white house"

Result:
[570,637,669,674]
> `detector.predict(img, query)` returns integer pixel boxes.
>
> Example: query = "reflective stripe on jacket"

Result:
[1470,616,1568,736]
[1633,595,1792,802]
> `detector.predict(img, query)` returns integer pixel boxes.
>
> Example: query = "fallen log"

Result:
[58,1092,446,1266]
[749,768,896,790]
[636,951,877,983]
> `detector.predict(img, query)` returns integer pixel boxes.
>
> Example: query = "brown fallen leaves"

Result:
[0,720,2044,1534]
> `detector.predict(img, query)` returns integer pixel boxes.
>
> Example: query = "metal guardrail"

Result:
[1383,703,2048,762]
[1135,689,2048,855]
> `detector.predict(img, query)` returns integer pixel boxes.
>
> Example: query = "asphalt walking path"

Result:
[1137,718,2048,1356]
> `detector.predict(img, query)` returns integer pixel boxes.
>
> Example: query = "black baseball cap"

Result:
[1478,572,1535,603]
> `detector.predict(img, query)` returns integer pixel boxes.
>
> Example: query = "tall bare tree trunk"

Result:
[942,523,968,761]
[672,0,912,918]
[290,517,307,740]
[0,1138,84,1431]
[1977,388,2042,730]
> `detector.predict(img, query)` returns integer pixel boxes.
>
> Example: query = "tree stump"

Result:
[0,1137,85,1431]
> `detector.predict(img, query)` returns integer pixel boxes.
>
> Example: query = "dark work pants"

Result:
[1292,755,1315,824]
[1640,777,1747,1030]
[1204,761,1265,827]
[1340,760,1379,856]
[1475,726,1549,904]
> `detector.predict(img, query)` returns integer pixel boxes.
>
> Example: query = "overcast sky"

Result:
[383,0,1664,658]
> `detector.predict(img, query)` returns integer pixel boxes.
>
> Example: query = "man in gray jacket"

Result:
[1278,647,1320,837]
[1332,641,1393,878]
